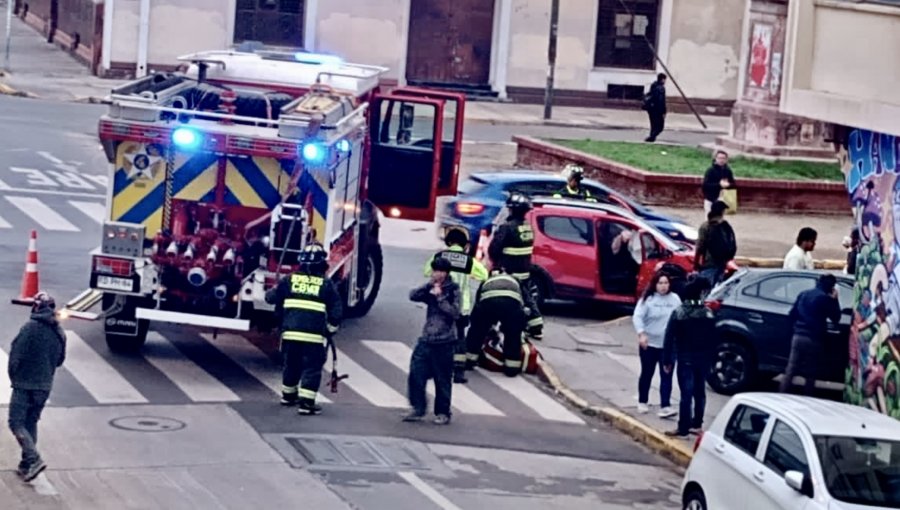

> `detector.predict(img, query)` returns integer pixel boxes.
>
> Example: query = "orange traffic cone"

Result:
[12,230,40,306]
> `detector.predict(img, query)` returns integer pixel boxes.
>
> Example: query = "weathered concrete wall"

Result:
[506,0,595,90]
[666,0,743,100]
[315,0,407,81]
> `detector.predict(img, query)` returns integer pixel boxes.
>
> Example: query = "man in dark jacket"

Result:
[644,73,667,142]
[701,151,736,214]
[663,276,715,437]
[780,274,842,395]
[7,292,66,482]
[404,257,461,425]
[694,200,736,287]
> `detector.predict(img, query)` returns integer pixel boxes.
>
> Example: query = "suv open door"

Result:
[367,88,465,222]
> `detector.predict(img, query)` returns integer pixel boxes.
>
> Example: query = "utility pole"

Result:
[542,0,560,120]
[4,0,13,71]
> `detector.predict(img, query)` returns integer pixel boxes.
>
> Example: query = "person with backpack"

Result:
[642,73,667,143]
[694,200,736,287]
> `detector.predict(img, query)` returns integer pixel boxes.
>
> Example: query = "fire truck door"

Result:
[388,87,466,198]
[368,95,445,222]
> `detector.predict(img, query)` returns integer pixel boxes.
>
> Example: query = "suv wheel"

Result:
[708,339,756,395]
[683,488,707,510]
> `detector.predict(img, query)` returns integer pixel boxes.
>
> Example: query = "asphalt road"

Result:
[0,96,682,508]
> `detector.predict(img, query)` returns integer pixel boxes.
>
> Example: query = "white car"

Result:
[681,393,900,509]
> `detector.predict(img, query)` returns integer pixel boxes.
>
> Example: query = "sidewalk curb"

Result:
[466,117,727,135]
[536,359,694,468]
[0,81,28,97]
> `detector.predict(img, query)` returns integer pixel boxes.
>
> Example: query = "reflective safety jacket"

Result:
[553,185,597,202]
[265,271,342,344]
[475,271,537,314]
[424,245,488,315]
[488,217,534,281]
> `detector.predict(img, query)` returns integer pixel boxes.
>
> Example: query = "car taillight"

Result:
[455,202,485,216]
[705,299,722,312]
[693,431,704,452]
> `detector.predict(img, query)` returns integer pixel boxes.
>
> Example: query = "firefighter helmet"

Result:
[298,243,328,274]
[32,291,56,313]
[506,192,533,215]
[564,164,585,181]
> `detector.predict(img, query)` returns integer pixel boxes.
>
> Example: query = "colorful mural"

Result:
[840,128,900,419]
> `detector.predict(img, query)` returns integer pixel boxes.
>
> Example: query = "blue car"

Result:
[439,170,699,246]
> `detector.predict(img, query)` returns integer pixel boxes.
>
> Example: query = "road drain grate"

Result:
[273,435,440,472]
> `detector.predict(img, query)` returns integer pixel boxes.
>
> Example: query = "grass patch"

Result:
[552,139,843,182]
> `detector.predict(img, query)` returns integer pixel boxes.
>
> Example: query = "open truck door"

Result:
[367,89,465,221]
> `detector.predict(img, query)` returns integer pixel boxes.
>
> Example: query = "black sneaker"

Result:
[453,372,468,384]
[402,411,425,422]
[297,401,323,415]
[433,414,451,425]
[664,429,690,438]
[22,460,46,482]
[280,394,299,406]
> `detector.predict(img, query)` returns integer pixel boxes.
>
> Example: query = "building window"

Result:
[234,0,306,48]
[594,0,661,69]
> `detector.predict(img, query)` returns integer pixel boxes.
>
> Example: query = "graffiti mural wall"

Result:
[841,128,900,419]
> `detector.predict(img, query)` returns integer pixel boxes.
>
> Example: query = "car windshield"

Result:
[458,177,489,195]
[815,435,900,507]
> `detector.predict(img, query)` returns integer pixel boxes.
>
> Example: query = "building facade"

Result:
[780,0,900,419]
[16,0,747,113]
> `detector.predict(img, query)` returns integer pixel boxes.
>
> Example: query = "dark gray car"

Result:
[705,268,854,395]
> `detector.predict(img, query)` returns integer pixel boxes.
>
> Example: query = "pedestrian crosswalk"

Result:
[0,329,585,425]
[0,195,105,232]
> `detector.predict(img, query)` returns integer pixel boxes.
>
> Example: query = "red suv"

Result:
[479,198,698,305]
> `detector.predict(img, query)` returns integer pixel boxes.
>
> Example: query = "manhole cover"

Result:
[268,434,449,473]
[109,416,186,433]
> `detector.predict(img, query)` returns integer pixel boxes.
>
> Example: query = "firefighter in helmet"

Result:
[487,192,543,339]
[266,243,342,415]
[553,164,597,202]
[464,265,534,377]
[425,226,488,384]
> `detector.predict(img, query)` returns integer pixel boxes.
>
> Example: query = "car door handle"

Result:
[753,471,765,482]
[747,312,764,323]
[714,443,726,454]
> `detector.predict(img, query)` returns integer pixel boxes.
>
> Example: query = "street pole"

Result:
[542,0,560,120]
[4,0,13,71]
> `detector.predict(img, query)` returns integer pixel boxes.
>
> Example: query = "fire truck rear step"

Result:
[135,308,250,331]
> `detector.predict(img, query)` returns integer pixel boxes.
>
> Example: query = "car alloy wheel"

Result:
[683,489,707,510]
[709,341,753,395]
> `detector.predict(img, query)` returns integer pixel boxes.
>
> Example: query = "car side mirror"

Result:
[784,470,813,498]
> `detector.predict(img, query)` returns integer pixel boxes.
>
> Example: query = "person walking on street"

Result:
[405,257,461,425]
[488,192,543,339]
[694,200,737,287]
[643,73,667,142]
[553,164,597,202]
[425,227,488,384]
[701,151,736,214]
[779,274,842,395]
[632,270,682,418]
[783,227,817,270]
[7,292,66,482]
[266,243,342,416]
[662,277,716,438]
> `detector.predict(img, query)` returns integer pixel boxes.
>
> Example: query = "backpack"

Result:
[706,221,737,263]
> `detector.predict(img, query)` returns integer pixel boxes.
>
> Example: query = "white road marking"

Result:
[335,347,407,408]
[0,177,11,190]
[144,332,240,402]
[0,185,104,199]
[5,196,80,231]
[0,348,11,405]
[63,331,147,404]
[10,167,59,187]
[0,214,10,229]
[29,473,59,496]
[68,200,107,224]
[398,472,462,510]
[362,340,504,416]
[200,332,331,404]
[482,371,585,424]
[36,151,64,165]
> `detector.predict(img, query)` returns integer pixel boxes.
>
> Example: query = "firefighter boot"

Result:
[453,368,468,384]
[297,399,323,415]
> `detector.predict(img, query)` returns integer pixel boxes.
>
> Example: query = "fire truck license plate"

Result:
[97,276,133,292]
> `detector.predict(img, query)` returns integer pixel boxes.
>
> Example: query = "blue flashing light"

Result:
[336,139,351,153]
[302,142,327,164]
[293,52,344,66]
[172,127,201,150]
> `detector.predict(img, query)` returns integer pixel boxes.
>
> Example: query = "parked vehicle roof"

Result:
[731,393,899,440]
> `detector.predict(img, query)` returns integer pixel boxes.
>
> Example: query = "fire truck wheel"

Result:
[102,293,150,354]
[346,243,383,318]
[104,323,149,354]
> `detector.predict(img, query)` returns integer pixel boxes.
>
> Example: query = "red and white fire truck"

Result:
[67,49,465,352]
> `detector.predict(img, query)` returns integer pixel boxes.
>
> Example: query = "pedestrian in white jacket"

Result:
[632,270,682,418]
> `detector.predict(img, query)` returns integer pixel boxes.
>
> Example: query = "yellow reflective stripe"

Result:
[527,317,544,327]
[484,350,503,366]
[511,272,530,280]
[298,388,318,399]
[481,290,523,302]
[282,331,325,343]
[503,246,533,256]
[466,353,480,361]
[282,385,298,394]
[522,343,532,359]
[326,323,339,334]
[453,354,468,363]
[505,359,523,368]
[489,274,520,286]
[283,299,327,312]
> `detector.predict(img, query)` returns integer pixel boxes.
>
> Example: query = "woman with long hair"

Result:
[632,269,682,417]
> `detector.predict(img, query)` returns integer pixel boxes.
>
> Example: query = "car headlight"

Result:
[672,223,699,242]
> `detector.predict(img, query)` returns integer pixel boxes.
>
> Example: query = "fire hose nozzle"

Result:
[206,245,219,262]
[223,248,236,264]
[183,244,196,261]
[213,284,228,300]
[166,241,179,256]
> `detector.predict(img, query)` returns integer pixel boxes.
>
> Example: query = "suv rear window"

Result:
[539,216,594,245]
[724,404,770,456]
[458,177,489,195]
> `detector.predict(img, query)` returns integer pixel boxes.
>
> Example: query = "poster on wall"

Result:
[749,23,772,89]
[841,128,900,420]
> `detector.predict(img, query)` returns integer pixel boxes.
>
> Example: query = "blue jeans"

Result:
[8,389,50,468]
[408,341,454,416]
[676,360,708,434]
[699,267,725,288]
[638,346,673,407]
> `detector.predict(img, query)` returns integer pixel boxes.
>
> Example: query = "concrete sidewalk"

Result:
[536,316,729,466]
